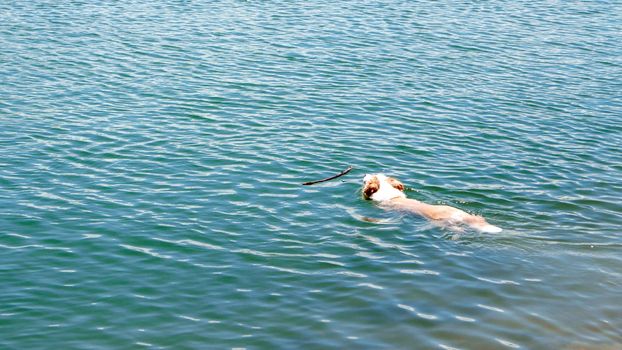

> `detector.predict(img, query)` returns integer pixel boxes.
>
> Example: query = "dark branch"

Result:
[302,166,354,186]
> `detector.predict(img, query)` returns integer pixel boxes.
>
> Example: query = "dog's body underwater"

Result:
[362,174,502,233]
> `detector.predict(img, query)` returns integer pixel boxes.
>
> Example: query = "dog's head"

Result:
[362,173,406,201]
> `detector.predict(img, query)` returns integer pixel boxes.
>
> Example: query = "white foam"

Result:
[480,224,503,233]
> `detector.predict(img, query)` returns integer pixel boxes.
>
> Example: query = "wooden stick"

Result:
[302,166,353,186]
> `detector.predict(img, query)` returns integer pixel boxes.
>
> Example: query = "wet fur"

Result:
[362,173,502,233]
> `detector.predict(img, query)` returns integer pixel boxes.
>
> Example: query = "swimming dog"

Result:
[362,173,502,233]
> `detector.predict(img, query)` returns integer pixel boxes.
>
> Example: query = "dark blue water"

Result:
[2,1,621,349]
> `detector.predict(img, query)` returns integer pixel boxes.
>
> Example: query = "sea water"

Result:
[1,1,621,348]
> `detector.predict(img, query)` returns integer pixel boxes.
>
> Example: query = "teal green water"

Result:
[2,1,622,349]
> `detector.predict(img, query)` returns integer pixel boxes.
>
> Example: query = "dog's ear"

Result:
[387,177,404,192]
[363,176,380,199]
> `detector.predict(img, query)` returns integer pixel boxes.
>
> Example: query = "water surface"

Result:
[1,1,621,349]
